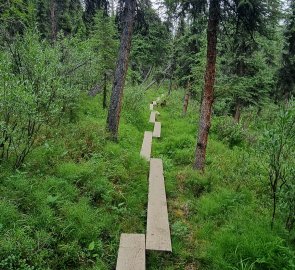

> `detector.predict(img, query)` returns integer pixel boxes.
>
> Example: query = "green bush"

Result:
[212,117,247,148]
[0,31,79,168]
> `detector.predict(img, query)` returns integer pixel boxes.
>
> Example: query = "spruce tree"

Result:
[91,12,118,108]
[277,0,295,100]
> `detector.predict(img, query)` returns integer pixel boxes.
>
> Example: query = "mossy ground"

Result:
[0,87,294,269]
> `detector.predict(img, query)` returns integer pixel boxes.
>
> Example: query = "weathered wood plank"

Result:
[149,111,156,123]
[153,122,161,138]
[150,104,154,111]
[146,158,172,251]
[153,101,157,106]
[116,234,145,270]
[140,131,153,161]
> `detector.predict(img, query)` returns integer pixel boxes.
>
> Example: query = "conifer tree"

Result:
[277,0,295,100]
[91,12,118,108]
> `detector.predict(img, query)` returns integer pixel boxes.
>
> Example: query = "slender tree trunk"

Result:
[144,79,157,91]
[183,92,190,115]
[103,73,107,109]
[234,102,242,123]
[110,0,115,16]
[106,0,136,139]
[141,65,153,84]
[194,0,220,171]
[271,190,277,229]
[50,0,57,42]
[168,77,172,95]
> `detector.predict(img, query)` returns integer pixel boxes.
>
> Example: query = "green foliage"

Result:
[0,0,35,38]
[130,4,171,84]
[150,89,294,270]
[0,31,79,167]
[0,93,148,269]
[261,101,295,230]
[122,86,147,129]
[277,1,295,100]
[212,117,247,148]
[90,11,118,73]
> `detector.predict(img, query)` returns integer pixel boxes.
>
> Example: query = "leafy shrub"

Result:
[212,117,247,148]
[261,101,295,230]
[0,31,79,168]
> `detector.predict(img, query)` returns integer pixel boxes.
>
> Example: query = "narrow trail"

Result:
[116,97,172,269]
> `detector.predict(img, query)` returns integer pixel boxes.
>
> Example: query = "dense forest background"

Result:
[0,0,295,269]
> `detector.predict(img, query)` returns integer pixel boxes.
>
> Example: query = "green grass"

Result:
[147,89,295,269]
[0,87,294,269]
[0,88,149,270]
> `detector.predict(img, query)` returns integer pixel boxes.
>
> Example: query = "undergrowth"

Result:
[0,87,294,269]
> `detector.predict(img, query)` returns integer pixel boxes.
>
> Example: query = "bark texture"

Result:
[194,0,220,171]
[106,0,136,139]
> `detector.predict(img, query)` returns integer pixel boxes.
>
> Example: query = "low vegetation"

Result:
[0,0,295,269]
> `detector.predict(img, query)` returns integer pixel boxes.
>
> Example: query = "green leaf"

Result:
[88,241,95,251]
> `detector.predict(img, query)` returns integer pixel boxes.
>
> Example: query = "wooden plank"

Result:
[140,131,153,161]
[153,101,157,106]
[153,122,161,138]
[149,111,156,123]
[116,234,145,270]
[146,158,172,252]
[150,104,154,111]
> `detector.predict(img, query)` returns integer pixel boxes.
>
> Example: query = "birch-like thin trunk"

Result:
[183,93,190,115]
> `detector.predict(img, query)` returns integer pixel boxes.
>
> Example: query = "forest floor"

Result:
[0,87,294,270]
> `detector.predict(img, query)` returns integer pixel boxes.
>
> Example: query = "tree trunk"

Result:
[106,0,136,139]
[103,72,107,109]
[234,102,242,123]
[144,79,157,91]
[168,77,172,95]
[194,0,220,171]
[50,0,57,42]
[183,92,190,115]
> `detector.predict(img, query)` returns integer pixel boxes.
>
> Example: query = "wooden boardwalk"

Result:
[116,234,145,270]
[146,158,172,251]
[153,122,161,138]
[140,131,153,161]
[115,96,172,269]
